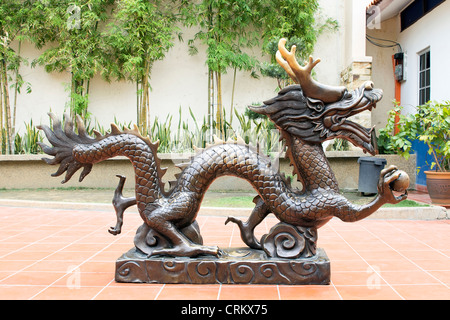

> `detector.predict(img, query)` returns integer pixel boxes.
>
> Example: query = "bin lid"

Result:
[357,156,387,166]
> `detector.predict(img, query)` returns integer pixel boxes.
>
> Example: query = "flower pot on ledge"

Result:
[425,171,450,206]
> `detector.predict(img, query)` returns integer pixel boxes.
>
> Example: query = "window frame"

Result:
[400,0,446,31]
[418,48,431,106]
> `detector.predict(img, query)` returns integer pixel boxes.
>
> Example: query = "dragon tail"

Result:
[38,113,168,205]
[37,113,96,184]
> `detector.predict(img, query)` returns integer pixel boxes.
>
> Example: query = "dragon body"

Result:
[38,83,406,258]
[38,40,407,258]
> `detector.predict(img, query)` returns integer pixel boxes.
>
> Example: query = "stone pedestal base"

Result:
[115,247,330,285]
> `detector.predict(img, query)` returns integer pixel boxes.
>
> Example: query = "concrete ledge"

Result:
[0,199,447,220]
[0,153,416,191]
[201,205,449,220]
[367,206,449,220]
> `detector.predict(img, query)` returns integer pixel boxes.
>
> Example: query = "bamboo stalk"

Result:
[209,68,214,141]
[1,59,12,154]
[138,78,144,132]
[12,40,21,148]
[140,81,147,134]
[136,81,139,127]
[138,60,151,135]
[207,68,211,132]
[85,77,90,118]
[216,69,223,139]
[0,60,3,155]
[145,61,151,134]
[70,74,76,120]
[230,67,236,124]
[143,81,149,134]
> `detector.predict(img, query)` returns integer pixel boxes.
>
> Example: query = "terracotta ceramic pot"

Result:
[425,171,450,206]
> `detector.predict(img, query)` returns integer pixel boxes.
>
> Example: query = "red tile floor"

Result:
[0,191,449,300]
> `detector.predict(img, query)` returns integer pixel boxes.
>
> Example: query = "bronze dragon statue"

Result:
[38,39,408,259]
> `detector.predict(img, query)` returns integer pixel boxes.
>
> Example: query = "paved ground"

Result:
[0,206,448,300]
[0,188,448,301]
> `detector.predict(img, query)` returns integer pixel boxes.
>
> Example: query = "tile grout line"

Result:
[328,223,406,300]
[216,284,222,300]
[26,220,116,299]
[330,280,344,300]
[28,214,137,300]
[361,221,449,289]
[154,284,165,300]
[0,209,77,246]
[320,224,349,299]
[0,208,53,231]
[91,279,115,300]
[385,221,449,258]
[90,218,143,300]
[0,215,87,252]
[228,221,236,249]
[29,225,135,300]
[322,226,353,300]
[0,213,105,282]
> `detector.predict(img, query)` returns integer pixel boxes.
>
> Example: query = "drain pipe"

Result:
[392,54,403,135]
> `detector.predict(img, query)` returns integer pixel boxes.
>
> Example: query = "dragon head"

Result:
[249,39,382,155]
[249,81,382,155]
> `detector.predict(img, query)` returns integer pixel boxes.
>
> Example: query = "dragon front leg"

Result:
[336,165,408,222]
[225,196,271,250]
[109,175,137,235]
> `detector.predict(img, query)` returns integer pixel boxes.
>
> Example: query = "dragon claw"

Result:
[378,165,408,204]
[108,226,121,235]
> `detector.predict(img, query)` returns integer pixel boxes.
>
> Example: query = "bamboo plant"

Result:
[103,0,178,135]
[0,0,32,154]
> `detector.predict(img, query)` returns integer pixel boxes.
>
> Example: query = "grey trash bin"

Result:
[357,157,387,195]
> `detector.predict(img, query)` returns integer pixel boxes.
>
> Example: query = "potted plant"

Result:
[378,101,450,205]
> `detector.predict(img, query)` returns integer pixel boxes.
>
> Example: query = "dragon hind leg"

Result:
[144,207,219,257]
[133,220,203,256]
[225,196,271,250]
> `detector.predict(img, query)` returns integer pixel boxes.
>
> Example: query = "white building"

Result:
[366,0,449,188]
[367,0,449,123]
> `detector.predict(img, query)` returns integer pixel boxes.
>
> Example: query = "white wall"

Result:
[366,0,450,126]
[12,0,350,135]
[12,27,278,134]
[366,16,400,130]
[12,41,70,130]
[397,0,450,114]
[314,0,346,87]
[144,26,276,129]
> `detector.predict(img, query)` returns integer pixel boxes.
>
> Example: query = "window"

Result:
[418,50,430,105]
[401,0,446,31]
